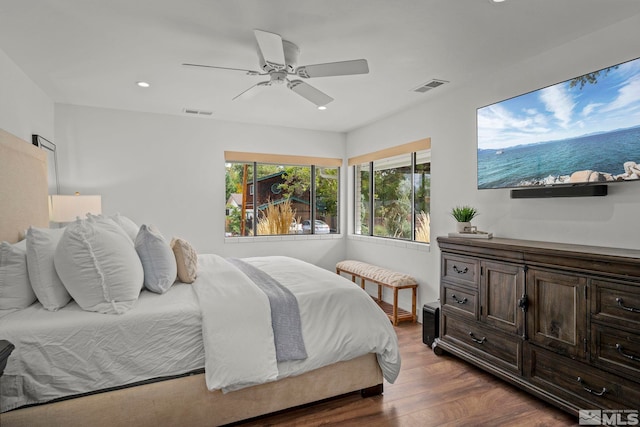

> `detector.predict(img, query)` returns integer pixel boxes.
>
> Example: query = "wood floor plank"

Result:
[235,323,577,426]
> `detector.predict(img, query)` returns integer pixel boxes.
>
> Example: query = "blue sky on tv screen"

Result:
[478,57,640,150]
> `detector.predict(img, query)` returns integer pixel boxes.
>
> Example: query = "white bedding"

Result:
[0,284,204,412]
[194,255,401,391]
[0,255,400,413]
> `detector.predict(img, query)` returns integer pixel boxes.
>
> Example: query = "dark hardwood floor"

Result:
[237,323,578,426]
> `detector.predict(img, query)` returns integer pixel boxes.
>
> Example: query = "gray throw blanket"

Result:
[227,258,308,362]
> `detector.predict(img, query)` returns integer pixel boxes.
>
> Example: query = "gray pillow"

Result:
[135,225,177,294]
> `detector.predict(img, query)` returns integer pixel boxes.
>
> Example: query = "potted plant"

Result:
[450,205,478,233]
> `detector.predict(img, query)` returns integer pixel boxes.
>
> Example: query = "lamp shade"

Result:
[50,194,102,222]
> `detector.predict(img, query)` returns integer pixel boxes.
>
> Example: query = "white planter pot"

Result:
[456,221,472,233]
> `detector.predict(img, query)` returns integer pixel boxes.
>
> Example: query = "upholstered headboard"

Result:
[0,129,49,243]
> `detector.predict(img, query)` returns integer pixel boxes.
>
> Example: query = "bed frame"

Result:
[0,129,383,426]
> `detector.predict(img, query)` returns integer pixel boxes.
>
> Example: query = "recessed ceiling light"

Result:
[317,106,327,110]
[492,0,506,2]
[136,81,150,88]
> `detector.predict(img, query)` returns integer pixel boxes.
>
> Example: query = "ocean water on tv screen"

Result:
[477,56,640,190]
[478,125,640,189]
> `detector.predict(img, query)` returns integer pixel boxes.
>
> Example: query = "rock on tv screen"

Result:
[477,57,640,190]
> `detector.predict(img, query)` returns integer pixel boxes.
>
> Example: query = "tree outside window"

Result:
[355,149,430,243]
[225,162,339,237]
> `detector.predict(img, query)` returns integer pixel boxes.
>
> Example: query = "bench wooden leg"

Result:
[392,288,399,326]
[377,284,382,302]
[412,287,417,323]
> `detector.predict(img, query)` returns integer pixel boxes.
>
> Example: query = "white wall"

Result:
[48,14,640,319]
[0,48,54,142]
[54,104,347,270]
[346,14,640,317]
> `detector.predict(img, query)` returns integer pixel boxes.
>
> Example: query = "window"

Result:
[315,167,339,233]
[352,139,431,243]
[224,152,341,237]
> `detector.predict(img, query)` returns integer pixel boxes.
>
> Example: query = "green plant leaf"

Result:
[450,205,478,222]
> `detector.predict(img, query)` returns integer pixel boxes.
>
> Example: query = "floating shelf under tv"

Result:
[510,184,608,199]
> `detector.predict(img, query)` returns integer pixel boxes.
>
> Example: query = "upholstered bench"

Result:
[336,260,418,325]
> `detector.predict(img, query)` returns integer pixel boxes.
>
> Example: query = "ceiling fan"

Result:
[183,29,369,107]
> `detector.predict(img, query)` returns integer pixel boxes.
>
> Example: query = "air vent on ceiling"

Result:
[412,79,449,93]
[183,108,213,116]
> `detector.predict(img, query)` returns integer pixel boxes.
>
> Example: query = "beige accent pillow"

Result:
[170,238,198,284]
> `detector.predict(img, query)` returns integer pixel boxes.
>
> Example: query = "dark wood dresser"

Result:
[434,237,640,416]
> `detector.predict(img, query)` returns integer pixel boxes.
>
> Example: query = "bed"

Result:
[0,129,400,426]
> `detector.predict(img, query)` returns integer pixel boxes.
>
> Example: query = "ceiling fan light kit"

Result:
[183,29,369,107]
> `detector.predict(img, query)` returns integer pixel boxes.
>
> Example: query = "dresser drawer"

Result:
[592,279,640,329]
[527,344,640,409]
[592,324,640,381]
[442,284,478,319]
[441,254,479,289]
[441,313,521,374]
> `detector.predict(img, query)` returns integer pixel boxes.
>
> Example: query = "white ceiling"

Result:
[2,0,640,133]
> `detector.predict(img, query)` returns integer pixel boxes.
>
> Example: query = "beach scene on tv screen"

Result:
[477,57,640,189]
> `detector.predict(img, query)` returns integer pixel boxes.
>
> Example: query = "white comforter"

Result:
[1,254,400,412]
[193,255,401,391]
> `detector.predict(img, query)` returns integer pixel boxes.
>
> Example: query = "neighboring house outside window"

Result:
[352,139,431,244]
[224,151,341,237]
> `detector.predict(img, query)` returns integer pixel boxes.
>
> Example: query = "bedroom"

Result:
[1,0,640,425]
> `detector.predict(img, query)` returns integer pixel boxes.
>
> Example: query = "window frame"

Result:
[350,138,431,244]
[224,151,342,237]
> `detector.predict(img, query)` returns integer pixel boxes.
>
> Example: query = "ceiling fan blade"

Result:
[232,81,270,101]
[254,29,286,70]
[182,63,260,75]
[287,80,334,107]
[296,59,369,78]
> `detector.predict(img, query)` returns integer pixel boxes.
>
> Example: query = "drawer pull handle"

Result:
[576,377,608,396]
[452,294,468,304]
[453,265,468,274]
[616,298,640,313]
[616,344,640,362]
[468,332,486,344]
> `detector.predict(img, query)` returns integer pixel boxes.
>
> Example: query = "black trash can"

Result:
[422,301,440,347]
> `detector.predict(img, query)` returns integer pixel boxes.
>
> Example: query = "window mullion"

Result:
[336,167,340,235]
[252,162,258,235]
[310,165,316,234]
[411,152,416,241]
[369,161,374,236]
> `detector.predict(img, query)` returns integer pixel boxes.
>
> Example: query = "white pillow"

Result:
[54,218,144,314]
[87,213,139,244]
[110,213,139,243]
[135,225,177,294]
[0,240,37,311]
[26,227,71,311]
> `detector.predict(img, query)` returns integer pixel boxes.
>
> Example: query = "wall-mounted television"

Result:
[477,56,640,197]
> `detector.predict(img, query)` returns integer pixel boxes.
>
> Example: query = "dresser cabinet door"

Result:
[527,268,588,360]
[480,261,525,336]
